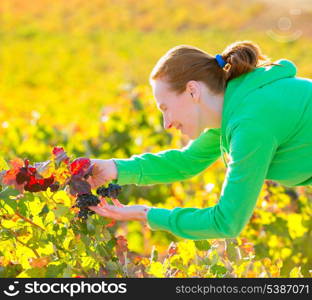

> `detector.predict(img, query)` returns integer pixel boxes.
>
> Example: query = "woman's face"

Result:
[151,79,200,139]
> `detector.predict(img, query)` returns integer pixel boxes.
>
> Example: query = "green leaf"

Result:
[17,267,46,278]
[18,201,28,216]
[101,228,112,241]
[81,234,91,246]
[77,221,88,235]
[169,256,184,269]
[194,240,211,251]
[210,264,227,277]
[150,246,158,262]
[226,241,241,261]
[86,221,95,234]
[210,250,219,266]
[62,265,73,278]
[54,204,69,218]
[0,264,23,278]
[106,238,116,252]
[254,243,269,259]
[56,227,67,240]
[105,260,119,276]
[0,192,19,211]
[0,228,14,241]
[46,262,67,277]
[263,217,290,238]
[96,244,109,258]
[39,204,49,217]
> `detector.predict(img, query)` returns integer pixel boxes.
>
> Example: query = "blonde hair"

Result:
[149,40,277,95]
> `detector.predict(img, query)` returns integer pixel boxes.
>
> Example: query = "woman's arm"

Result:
[146,121,278,239]
[112,128,221,186]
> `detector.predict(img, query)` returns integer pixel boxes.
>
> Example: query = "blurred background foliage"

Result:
[0,0,311,277]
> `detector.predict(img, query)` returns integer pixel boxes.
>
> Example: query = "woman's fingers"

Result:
[89,205,119,219]
[88,197,124,218]
[111,198,124,207]
[102,204,120,213]
[98,196,123,208]
[89,204,148,222]
[88,205,104,213]
[88,206,108,217]
[99,197,109,207]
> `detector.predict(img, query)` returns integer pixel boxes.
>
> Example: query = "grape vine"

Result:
[0,146,122,222]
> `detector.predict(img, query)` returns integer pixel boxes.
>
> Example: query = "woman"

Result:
[88,40,312,240]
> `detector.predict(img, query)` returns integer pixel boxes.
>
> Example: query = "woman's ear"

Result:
[187,80,200,103]
[190,90,200,104]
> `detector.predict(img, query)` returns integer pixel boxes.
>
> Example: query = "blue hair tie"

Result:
[215,54,227,68]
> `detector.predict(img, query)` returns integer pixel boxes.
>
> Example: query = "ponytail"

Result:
[149,40,278,95]
[221,40,279,81]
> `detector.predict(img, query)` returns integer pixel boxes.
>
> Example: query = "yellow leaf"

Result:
[177,240,196,265]
[0,157,9,171]
[289,266,303,278]
[287,214,308,239]
[148,262,164,278]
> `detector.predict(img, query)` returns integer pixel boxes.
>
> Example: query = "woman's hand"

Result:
[88,197,151,223]
[86,159,118,189]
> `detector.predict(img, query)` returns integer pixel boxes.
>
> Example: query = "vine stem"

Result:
[1,200,45,231]
[0,224,40,258]
[15,211,45,231]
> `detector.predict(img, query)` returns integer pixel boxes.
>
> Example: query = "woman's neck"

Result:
[199,89,224,129]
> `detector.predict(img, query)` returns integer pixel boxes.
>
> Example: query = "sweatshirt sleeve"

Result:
[111,128,221,186]
[147,121,278,240]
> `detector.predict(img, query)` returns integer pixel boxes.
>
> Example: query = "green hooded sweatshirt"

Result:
[111,59,312,240]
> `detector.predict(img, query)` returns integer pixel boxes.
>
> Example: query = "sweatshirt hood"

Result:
[219,59,297,167]
[221,59,297,134]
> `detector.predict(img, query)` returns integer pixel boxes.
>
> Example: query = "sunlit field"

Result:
[0,0,311,278]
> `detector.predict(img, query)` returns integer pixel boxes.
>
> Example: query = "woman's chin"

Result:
[183,130,196,139]
[179,127,197,139]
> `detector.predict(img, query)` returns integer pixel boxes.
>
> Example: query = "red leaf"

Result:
[115,235,128,265]
[70,158,91,176]
[52,146,70,165]
[116,235,128,253]
[105,220,116,228]
[49,182,60,192]
[69,175,91,196]
[168,243,178,256]
[2,158,24,186]
[16,168,30,184]
[52,146,65,156]
[4,157,56,193]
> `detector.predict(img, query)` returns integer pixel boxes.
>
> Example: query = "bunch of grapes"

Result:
[96,183,122,199]
[73,183,122,221]
[74,193,99,220]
